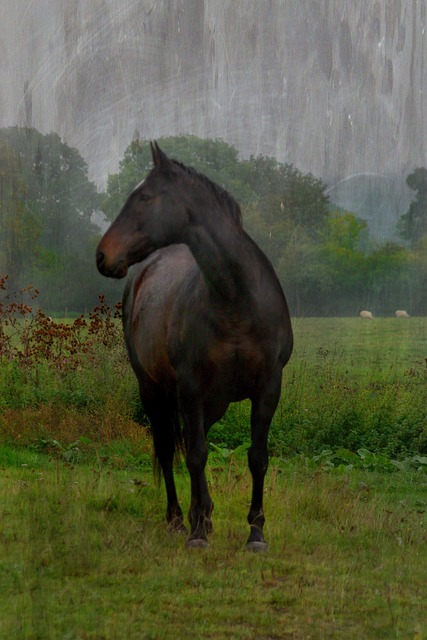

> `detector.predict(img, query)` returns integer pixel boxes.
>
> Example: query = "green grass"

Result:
[1,318,425,459]
[211,318,427,458]
[0,317,425,638]
[0,447,425,639]
[291,317,426,380]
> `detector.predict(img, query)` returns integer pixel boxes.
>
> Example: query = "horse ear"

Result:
[150,141,171,169]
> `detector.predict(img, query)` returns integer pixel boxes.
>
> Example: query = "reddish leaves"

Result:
[0,275,122,370]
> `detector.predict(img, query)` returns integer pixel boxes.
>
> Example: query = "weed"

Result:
[1,275,122,371]
[30,435,93,465]
[311,447,427,474]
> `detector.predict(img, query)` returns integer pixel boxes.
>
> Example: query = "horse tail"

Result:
[172,405,185,458]
[151,401,185,486]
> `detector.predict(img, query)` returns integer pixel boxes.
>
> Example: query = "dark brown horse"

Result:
[96,142,293,550]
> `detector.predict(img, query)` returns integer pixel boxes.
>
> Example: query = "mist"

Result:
[0,1,426,313]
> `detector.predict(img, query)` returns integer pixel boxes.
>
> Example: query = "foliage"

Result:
[103,134,252,220]
[1,127,426,315]
[103,134,425,316]
[0,140,40,287]
[0,126,112,311]
[240,156,330,235]
[0,297,425,637]
[1,278,425,459]
[316,212,368,314]
[324,211,368,252]
[0,274,122,371]
[408,237,427,315]
[367,242,413,313]
[209,318,426,459]
[312,447,427,473]
[398,166,427,246]
[30,435,91,465]
[0,127,99,255]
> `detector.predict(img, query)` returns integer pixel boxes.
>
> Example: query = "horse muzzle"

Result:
[96,247,128,279]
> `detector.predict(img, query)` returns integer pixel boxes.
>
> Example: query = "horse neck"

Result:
[184,204,258,305]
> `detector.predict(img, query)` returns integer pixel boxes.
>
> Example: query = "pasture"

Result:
[0,316,426,638]
[0,446,425,639]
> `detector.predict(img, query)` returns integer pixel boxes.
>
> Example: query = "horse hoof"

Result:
[186,538,209,549]
[246,541,268,552]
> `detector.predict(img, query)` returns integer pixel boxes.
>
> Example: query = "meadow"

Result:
[0,301,426,638]
[0,446,425,639]
[213,317,426,459]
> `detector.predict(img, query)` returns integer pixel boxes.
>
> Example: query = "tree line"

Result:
[0,127,426,316]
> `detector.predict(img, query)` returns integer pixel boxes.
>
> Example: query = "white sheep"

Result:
[359,310,374,319]
[395,310,410,318]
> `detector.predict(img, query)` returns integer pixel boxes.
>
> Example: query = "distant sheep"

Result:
[359,310,374,319]
[395,310,410,318]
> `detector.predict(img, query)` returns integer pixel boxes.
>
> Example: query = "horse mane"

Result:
[170,159,243,230]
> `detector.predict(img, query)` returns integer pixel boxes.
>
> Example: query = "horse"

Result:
[96,142,293,550]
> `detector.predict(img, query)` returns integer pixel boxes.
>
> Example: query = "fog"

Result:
[0,1,426,313]
[2,2,426,219]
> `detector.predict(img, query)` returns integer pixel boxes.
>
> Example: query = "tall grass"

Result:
[210,318,426,458]
[0,289,425,460]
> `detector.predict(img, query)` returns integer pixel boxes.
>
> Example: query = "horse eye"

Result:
[138,193,151,203]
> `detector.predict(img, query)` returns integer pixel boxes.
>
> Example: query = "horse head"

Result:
[96,142,188,278]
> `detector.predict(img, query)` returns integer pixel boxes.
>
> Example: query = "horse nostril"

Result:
[96,249,105,270]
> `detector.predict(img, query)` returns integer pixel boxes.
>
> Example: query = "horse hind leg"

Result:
[142,394,186,534]
[179,399,214,547]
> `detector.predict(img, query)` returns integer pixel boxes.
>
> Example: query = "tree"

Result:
[277,226,328,316]
[103,135,252,221]
[0,139,40,288]
[243,198,332,316]
[367,242,412,313]
[240,163,329,315]
[398,167,427,247]
[0,127,103,310]
[241,156,330,238]
[0,127,100,259]
[318,212,370,314]
[103,134,422,316]
[323,211,368,253]
[407,237,427,314]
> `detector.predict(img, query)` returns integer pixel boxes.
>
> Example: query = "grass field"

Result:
[211,318,427,457]
[1,317,425,458]
[0,316,426,638]
[0,445,425,639]
[290,317,426,380]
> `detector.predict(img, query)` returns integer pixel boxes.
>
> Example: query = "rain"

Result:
[0,0,426,313]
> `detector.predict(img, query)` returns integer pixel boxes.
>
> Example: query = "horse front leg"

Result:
[181,403,214,547]
[247,376,282,551]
